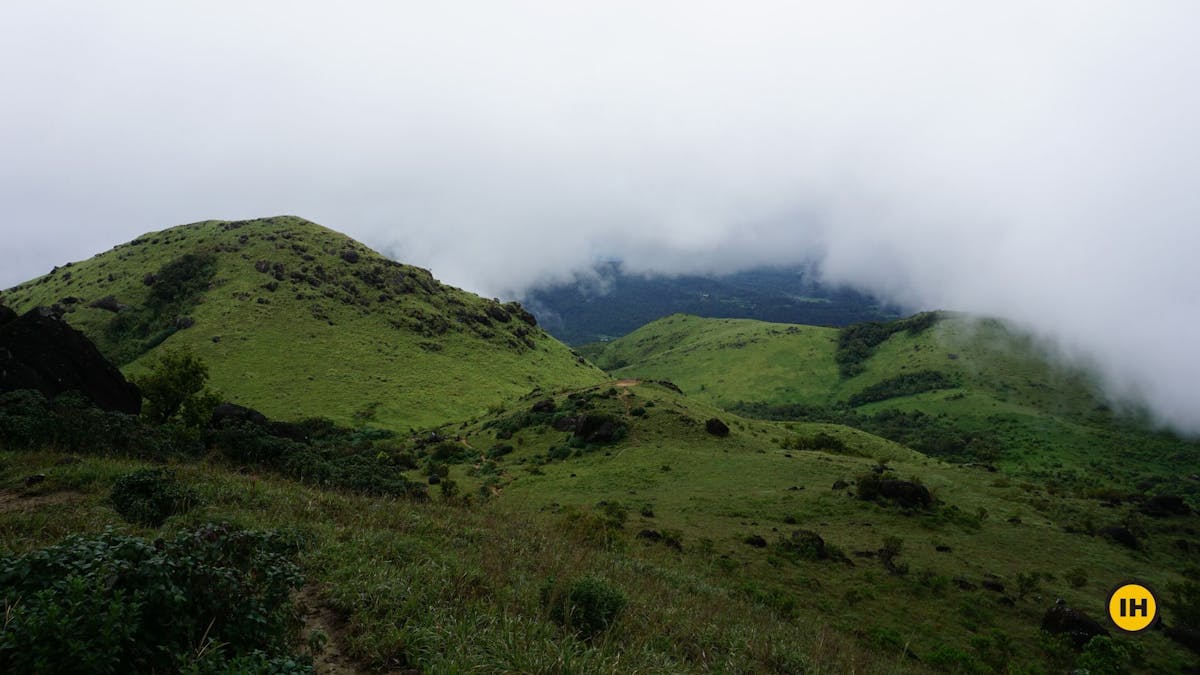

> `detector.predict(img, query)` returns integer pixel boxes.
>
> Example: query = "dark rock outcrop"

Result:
[859,477,933,509]
[781,529,828,560]
[1041,599,1109,648]
[87,295,126,313]
[0,304,16,327]
[0,307,141,414]
[705,417,730,437]
[209,402,270,429]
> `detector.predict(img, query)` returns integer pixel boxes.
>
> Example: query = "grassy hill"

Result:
[1,216,604,429]
[4,378,1198,672]
[592,314,1200,499]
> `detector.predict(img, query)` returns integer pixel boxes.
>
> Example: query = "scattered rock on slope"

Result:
[1041,599,1109,648]
[705,417,730,437]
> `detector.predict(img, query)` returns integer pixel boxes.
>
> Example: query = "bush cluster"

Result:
[542,575,628,638]
[0,389,200,458]
[103,252,217,364]
[730,401,1003,463]
[0,389,425,499]
[110,468,199,527]
[845,370,956,407]
[209,421,426,499]
[0,524,310,674]
[835,312,942,378]
[783,432,848,453]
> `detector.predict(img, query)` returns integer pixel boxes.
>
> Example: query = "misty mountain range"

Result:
[522,262,902,345]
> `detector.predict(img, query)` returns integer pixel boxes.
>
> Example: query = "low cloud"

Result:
[2,2,1198,431]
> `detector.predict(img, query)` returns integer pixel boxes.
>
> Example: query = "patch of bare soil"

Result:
[0,489,85,513]
[296,585,361,675]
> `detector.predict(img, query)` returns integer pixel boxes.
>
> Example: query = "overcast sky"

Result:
[2,2,1199,432]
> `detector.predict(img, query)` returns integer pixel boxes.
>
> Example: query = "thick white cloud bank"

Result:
[1,2,1198,431]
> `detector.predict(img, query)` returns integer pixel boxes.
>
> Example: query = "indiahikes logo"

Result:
[1107,581,1159,634]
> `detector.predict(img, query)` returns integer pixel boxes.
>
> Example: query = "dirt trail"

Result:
[296,586,360,674]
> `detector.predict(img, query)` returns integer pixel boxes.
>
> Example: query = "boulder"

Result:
[705,417,730,437]
[0,307,141,414]
[484,304,512,323]
[209,402,270,429]
[782,529,828,560]
[862,478,933,509]
[743,534,767,548]
[87,295,125,313]
[1041,599,1109,648]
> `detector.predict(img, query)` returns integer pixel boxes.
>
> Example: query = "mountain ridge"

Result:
[1,216,605,429]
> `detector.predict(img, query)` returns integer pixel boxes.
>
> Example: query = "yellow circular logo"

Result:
[1107,582,1158,633]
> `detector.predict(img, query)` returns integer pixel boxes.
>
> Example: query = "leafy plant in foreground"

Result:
[0,523,310,674]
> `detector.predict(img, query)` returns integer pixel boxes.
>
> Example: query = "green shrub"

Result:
[1065,566,1089,589]
[845,370,956,407]
[0,389,56,449]
[0,524,309,674]
[1076,635,1140,675]
[787,432,848,453]
[1166,575,1200,626]
[543,576,627,638]
[925,643,985,673]
[835,312,942,378]
[110,468,198,527]
[486,443,514,459]
[429,440,472,463]
[132,347,220,427]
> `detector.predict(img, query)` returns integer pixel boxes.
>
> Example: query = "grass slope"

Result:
[5,380,1198,671]
[1,216,605,429]
[592,314,1200,498]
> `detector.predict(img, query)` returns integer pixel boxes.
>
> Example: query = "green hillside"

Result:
[594,314,1200,498]
[592,314,842,405]
[1,216,604,429]
[448,381,1196,672]
[4,378,1197,672]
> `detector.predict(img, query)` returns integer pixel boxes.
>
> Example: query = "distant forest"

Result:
[522,262,902,345]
